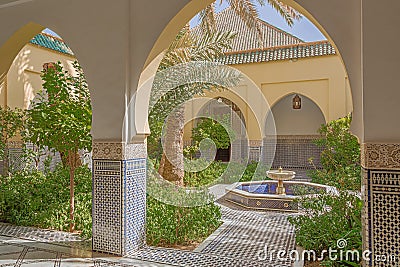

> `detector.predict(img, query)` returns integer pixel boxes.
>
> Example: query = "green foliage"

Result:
[0,165,92,238]
[184,160,227,187]
[290,114,362,266]
[183,160,269,187]
[308,114,361,190]
[25,61,92,157]
[0,107,24,173]
[191,115,235,150]
[289,192,362,262]
[238,161,269,182]
[148,28,238,161]
[146,195,221,247]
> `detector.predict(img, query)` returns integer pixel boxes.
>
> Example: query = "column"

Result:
[361,143,400,266]
[92,141,147,255]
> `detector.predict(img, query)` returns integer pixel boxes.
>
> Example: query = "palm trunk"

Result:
[158,106,185,186]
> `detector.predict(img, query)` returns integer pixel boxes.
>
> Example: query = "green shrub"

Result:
[183,160,269,187]
[308,114,361,190]
[0,165,92,238]
[146,195,221,247]
[289,114,362,266]
[184,160,227,187]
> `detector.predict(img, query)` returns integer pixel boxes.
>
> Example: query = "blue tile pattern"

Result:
[123,158,147,254]
[30,33,74,55]
[92,156,147,256]
[367,170,400,266]
[92,160,122,254]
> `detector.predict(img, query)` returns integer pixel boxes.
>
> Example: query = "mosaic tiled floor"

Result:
[0,196,296,267]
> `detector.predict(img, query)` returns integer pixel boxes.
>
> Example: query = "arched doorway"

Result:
[265,93,326,180]
[195,97,246,162]
[270,93,326,136]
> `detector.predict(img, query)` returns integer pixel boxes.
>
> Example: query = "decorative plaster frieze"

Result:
[361,143,400,170]
[92,141,147,160]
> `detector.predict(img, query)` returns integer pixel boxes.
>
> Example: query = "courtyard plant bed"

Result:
[289,115,362,267]
[0,165,92,238]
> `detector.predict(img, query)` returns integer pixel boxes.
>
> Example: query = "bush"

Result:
[308,114,361,190]
[289,114,362,266]
[183,160,269,187]
[0,165,92,238]
[146,195,221,247]
[184,160,227,187]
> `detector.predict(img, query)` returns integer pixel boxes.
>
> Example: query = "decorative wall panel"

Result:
[92,141,147,256]
[362,143,400,266]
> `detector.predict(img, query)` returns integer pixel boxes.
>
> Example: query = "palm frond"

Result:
[159,28,194,68]
[192,30,237,61]
[267,0,301,26]
[198,4,216,34]
[227,0,263,45]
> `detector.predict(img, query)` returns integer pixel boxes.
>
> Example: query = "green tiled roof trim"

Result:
[217,41,336,65]
[30,33,74,56]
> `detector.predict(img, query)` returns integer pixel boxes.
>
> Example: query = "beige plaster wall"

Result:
[184,54,351,142]
[4,43,75,110]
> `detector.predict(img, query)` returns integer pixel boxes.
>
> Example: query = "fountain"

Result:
[266,166,295,195]
[224,167,333,212]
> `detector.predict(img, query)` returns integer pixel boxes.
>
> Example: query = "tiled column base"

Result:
[361,143,400,266]
[92,142,147,255]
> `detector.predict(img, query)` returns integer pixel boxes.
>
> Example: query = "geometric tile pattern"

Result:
[123,159,147,254]
[266,135,324,169]
[129,247,287,267]
[218,41,336,65]
[92,160,123,254]
[0,234,144,267]
[0,196,295,266]
[225,191,298,212]
[0,222,86,244]
[203,205,295,266]
[367,170,400,266]
[129,203,295,267]
[92,141,148,256]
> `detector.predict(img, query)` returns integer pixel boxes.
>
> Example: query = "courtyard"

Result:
[0,0,399,267]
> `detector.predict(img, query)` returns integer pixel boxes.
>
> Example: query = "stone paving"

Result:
[0,196,296,267]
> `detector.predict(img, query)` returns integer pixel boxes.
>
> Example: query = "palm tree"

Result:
[150,28,238,186]
[199,0,301,37]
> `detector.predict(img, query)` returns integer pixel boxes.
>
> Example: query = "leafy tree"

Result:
[25,61,92,232]
[191,114,235,152]
[0,106,24,174]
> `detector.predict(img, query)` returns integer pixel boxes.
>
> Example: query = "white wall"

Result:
[269,94,325,135]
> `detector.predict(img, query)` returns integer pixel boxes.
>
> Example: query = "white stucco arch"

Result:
[270,91,328,123]
[269,93,326,135]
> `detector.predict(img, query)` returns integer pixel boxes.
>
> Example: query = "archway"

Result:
[0,27,94,245]
[0,1,398,262]
[270,93,326,135]
[193,97,247,162]
[265,93,326,179]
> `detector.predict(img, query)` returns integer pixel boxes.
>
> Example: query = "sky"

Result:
[43,0,326,43]
[190,0,326,42]
[42,28,61,37]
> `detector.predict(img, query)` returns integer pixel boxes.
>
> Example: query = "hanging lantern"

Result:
[293,94,301,109]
